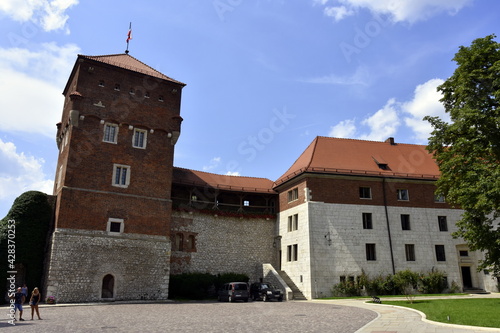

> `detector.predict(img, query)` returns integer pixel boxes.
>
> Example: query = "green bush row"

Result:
[169,272,249,300]
[332,269,459,297]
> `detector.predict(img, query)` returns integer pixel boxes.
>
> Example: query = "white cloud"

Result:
[203,157,221,172]
[0,139,53,203]
[359,98,400,141]
[317,0,472,23]
[0,0,78,32]
[402,78,448,142]
[328,77,449,142]
[302,66,371,86]
[225,171,241,176]
[0,43,80,138]
[329,119,357,138]
[324,6,355,21]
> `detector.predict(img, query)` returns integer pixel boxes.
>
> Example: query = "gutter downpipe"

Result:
[382,177,396,275]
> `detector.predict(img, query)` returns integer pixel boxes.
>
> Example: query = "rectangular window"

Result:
[359,187,372,199]
[132,128,147,148]
[405,244,415,261]
[243,200,250,206]
[287,188,299,202]
[362,213,373,229]
[434,194,445,203]
[438,216,448,231]
[103,123,118,143]
[107,218,124,234]
[287,244,298,261]
[113,164,130,188]
[401,214,411,230]
[397,189,409,201]
[435,245,446,261]
[293,214,298,231]
[366,243,376,261]
[287,216,293,232]
[459,250,468,257]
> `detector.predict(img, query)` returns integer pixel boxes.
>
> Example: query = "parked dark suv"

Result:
[250,282,284,302]
[217,282,249,302]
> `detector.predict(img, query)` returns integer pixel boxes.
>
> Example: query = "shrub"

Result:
[419,270,447,294]
[393,270,420,303]
[365,274,395,296]
[332,280,361,297]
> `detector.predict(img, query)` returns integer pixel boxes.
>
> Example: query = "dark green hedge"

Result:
[0,191,53,303]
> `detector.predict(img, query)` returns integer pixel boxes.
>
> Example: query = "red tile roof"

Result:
[80,53,186,86]
[274,136,439,187]
[172,167,276,194]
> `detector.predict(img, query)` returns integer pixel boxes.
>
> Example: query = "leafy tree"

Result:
[0,191,53,303]
[425,34,500,276]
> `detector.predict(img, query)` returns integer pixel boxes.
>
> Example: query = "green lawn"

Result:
[382,298,500,328]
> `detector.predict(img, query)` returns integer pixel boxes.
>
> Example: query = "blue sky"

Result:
[0,0,498,218]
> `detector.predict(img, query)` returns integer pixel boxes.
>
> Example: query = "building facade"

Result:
[45,53,498,302]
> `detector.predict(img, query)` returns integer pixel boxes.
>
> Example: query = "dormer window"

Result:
[372,156,389,170]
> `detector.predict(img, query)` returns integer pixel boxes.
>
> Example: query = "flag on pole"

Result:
[126,22,132,43]
[125,22,132,53]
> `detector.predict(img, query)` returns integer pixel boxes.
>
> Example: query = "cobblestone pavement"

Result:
[0,300,377,333]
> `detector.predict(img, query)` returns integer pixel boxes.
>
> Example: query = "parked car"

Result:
[250,282,283,301]
[217,282,249,302]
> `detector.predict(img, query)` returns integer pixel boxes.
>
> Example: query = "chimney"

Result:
[385,137,396,145]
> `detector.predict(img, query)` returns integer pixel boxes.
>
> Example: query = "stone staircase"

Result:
[278,270,307,300]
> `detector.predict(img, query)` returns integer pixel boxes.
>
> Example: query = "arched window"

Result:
[175,233,184,251]
[101,274,115,299]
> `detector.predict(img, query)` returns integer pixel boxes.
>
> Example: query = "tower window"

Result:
[103,123,118,143]
[113,164,130,188]
[107,218,124,234]
[132,128,147,149]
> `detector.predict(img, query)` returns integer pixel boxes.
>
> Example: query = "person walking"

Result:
[29,287,43,320]
[11,287,25,321]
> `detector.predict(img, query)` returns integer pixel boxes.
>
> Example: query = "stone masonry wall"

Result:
[45,228,170,303]
[171,211,277,283]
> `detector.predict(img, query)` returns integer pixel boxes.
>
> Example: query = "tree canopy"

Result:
[425,34,500,276]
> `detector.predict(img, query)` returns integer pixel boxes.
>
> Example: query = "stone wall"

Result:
[45,228,170,303]
[171,211,277,283]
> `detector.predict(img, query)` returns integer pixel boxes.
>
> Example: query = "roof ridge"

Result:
[317,136,427,147]
[79,53,185,86]
[173,166,273,181]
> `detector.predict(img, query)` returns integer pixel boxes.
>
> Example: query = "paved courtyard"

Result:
[0,300,377,333]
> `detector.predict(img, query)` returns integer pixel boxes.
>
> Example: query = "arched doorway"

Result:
[101,274,115,299]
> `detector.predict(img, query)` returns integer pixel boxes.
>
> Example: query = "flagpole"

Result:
[125,22,132,54]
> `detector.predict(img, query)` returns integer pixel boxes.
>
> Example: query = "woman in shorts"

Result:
[29,287,42,320]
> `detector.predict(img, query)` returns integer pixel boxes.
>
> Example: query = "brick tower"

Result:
[46,54,185,302]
